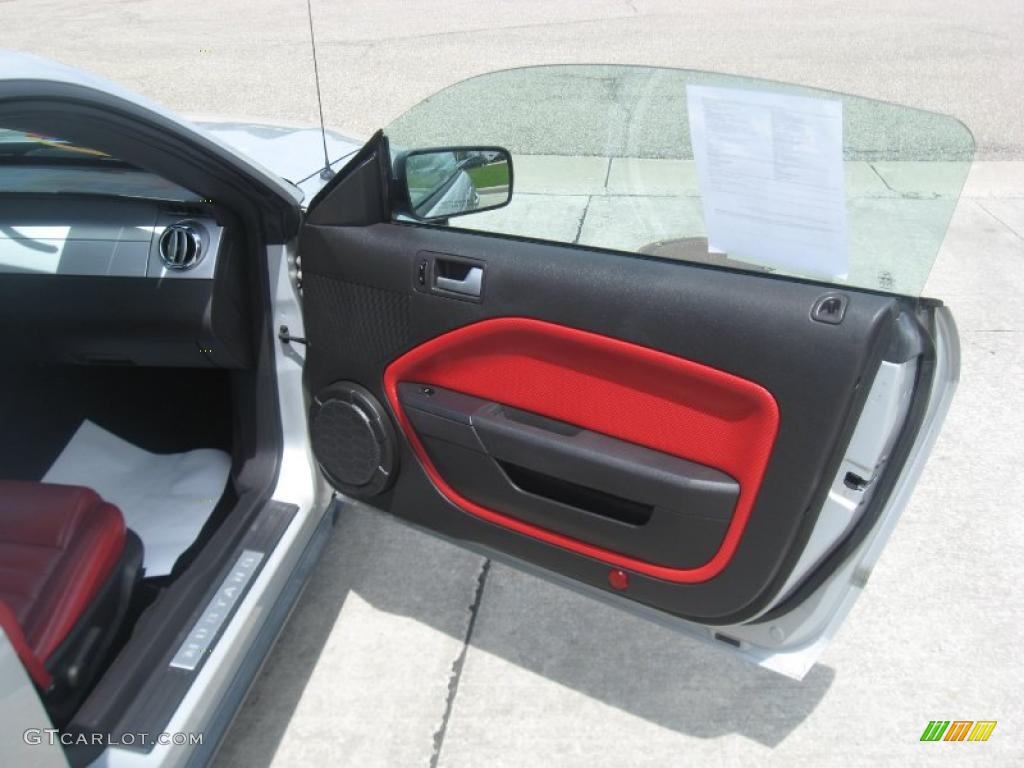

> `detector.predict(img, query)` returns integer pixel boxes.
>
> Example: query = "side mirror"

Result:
[394,147,513,221]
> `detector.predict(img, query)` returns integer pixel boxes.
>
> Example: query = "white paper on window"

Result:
[687,85,848,278]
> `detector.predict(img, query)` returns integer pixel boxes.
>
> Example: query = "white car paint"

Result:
[195,122,361,200]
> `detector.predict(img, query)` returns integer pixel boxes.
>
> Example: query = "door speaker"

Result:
[309,381,397,497]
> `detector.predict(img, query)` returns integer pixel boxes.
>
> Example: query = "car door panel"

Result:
[299,217,911,623]
[397,380,742,571]
[385,317,778,578]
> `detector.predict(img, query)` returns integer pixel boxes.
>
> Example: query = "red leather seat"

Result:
[0,480,128,690]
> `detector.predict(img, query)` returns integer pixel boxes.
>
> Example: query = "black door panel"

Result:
[400,382,739,569]
[299,219,911,623]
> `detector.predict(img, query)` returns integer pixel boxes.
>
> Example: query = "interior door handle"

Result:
[435,265,483,297]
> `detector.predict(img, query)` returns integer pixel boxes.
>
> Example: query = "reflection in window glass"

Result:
[0,127,199,201]
[386,66,974,296]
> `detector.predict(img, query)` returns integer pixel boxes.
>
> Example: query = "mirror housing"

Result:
[394,147,513,221]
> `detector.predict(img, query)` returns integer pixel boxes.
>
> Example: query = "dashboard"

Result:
[0,197,223,279]
[0,194,254,369]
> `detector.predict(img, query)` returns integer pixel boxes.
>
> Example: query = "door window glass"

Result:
[386,65,974,296]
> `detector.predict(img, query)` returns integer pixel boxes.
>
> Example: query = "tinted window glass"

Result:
[386,65,974,296]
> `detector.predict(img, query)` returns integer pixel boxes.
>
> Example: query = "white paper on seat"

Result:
[687,84,848,278]
[43,420,231,577]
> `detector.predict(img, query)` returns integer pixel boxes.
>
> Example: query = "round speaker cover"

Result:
[310,381,397,497]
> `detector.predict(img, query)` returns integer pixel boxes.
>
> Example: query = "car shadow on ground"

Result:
[214,503,834,766]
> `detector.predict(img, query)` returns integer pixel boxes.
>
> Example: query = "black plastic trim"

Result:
[298,215,906,623]
[499,461,654,526]
[399,381,737,567]
[94,501,298,752]
[43,531,143,729]
[0,194,256,369]
[310,381,398,498]
[755,307,936,622]
[191,499,339,768]
[306,130,390,225]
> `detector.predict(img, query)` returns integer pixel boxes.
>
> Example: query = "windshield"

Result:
[0,129,116,161]
[386,65,975,296]
[0,128,200,201]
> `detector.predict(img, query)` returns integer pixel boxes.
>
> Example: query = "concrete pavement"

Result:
[2,2,1021,765]
[1,1,1023,159]
[212,504,485,767]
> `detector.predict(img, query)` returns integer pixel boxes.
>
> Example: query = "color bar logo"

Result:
[920,720,997,742]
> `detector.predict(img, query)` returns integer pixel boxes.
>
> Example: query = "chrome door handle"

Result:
[435,265,483,297]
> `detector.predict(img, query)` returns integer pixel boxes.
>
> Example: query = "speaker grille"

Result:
[311,398,381,487]
[309,381,397,497]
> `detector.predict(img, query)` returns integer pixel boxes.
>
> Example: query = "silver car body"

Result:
[0,49,339,767]
[0,48,962,767]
